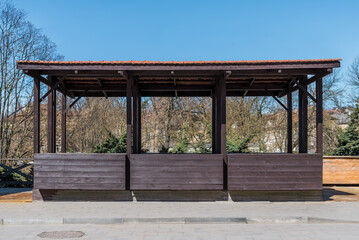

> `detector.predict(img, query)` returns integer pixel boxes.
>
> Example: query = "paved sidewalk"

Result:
[2,223,359,240]
[1,201,359,224]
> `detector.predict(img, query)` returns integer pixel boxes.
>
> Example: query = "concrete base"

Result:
[229,190,323,202]
[32,189,322,202]
[32,189,133,201]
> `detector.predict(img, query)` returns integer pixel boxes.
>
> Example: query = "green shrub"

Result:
[226,135,253,153]
[169,123,189,153]
[333,100,359,155]
[0,164,33,188]
[195,138,211,153]
[93,130,127,153]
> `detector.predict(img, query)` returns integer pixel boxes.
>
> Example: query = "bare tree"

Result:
[0,2,63,159]
[67,97,126,153]
[349,56,359,99]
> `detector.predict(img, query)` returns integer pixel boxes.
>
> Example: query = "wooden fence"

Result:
[323,156,359,185]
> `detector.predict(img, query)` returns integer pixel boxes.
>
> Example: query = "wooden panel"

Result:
[323,156,359,184]
[228,154,323,191]
[130,154,223,190]
[34,153,126,190]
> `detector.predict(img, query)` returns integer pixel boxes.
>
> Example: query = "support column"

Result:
[211,93,216,153]
[298,76,308,153]
[126,76,132,156]
[47,77,56,153]
[133,78,141,154]
[287,93,293,153]
[213,75,227,189]
[316,77,323,154]
[219,77,226,157]
[213,78,221,154]
[33,75,40,154]
[220,76,227,190]
[61,94,66,153]
[126,74,132,190]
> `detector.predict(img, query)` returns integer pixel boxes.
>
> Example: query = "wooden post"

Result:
[61,94,66,153]
[219,76,226,157]
[213,78,221,154]
[47,85,52,153]
[133,79,141,154]
[126,76,132,156]
[218,75,227,190]
[316,77,323,154]
[298,76,308,153]
[212,76,227,156]
[33,75,40,154]
[212,92,216,153]
[287,93,293,153]
[126,74,132,190]
[47,76,56,153]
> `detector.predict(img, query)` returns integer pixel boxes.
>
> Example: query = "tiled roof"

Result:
[17,59,341,65]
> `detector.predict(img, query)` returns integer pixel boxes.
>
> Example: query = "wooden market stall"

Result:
[17,59,341,199]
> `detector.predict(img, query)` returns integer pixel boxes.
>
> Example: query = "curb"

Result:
[246,217,308,224]
[1,217,358,225]
[3,218,63,225]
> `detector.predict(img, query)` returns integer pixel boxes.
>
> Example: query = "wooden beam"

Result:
[243,78,255,97]
[287,93,292,153]
[97,78,108,99]
[25,71,73,98]
[293,78,317,103]
[316,77,323,154]
[40,77,64,102]
[279,71,330,97]
[33,75,40,154]
[63,96,83,114]
[25,68,332,77]
[61,94,67,153]
[18,62,341,71]
[272,96,288,112]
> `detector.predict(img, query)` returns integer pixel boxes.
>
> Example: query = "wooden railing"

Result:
[227,153,323,191]
[4,154,358,191]
[0,159,33,187]
[34,153,126,190]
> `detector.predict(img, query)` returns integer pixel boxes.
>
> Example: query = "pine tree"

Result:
[93,130,127,153]
[333,100,359,155]
[170,123,190,153]
[226,135,253,153]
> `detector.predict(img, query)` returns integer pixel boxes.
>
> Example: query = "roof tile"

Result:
[16,59,342,65]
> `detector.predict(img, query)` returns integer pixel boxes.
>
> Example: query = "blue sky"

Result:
[13,0,359,89]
